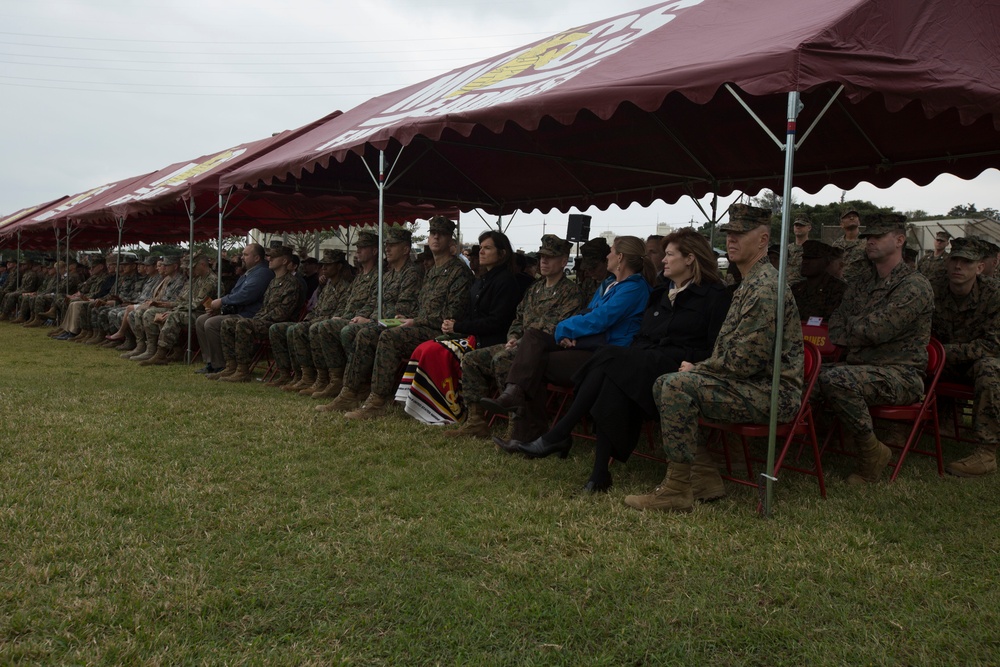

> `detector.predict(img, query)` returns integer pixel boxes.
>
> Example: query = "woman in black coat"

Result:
[518,228,732,492]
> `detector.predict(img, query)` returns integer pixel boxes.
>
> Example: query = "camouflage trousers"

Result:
[269,321,297,371]
[220,316,270,364]
[1,291,21,317]
[128,306,153,338]
[139,307,172,341]
[89,304,117,333]
[943,357,1000,445]
[103,305,130,332]
[345,324,437,397]
[459,343,519,404]
[654,371,800,463]
[159,309,201,350]
[28,293,56,319]
[817,363,923,438]
[309,317,357,371]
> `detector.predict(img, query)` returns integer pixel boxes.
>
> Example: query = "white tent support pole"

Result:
[187,198,196,365]
[795,85,842,150]
[725,84,784,150]
[377,151,385,321]
[114,215,125,297]
[763,91,802,518]
[15,231,21,290]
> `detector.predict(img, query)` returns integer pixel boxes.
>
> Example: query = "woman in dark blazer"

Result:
[518,228,732,492]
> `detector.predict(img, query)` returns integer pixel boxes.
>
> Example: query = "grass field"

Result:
[1,326,998,665]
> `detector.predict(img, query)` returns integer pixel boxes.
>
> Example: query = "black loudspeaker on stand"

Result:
[566,214,591,243]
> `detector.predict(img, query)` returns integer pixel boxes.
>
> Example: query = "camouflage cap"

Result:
[356,230,379,248]
[538,234,572,257]
[719,203,771,232]
[903,245,919,262]
[266,246,294,259]
[142,256,159,266]
[90,256,106,266]
[859,213,908,238]
[161,254,180,265]
[801,239,834,261]
[427,216,457,236]
[793,214,812,227]
[268,239,284,249]
[319,248,346,264]
[385,227,413,246]
[949,237,986,261]
[841,209,860,219]
[579,237,611,260]
[935,230,952,241]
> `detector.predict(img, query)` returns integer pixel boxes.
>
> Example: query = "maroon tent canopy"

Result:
[221,0,1000,214]
[0,197,68,240]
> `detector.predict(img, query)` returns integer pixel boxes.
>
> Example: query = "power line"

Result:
[0,50,496,66]
[0,81,355,97]
[0,39,522,56]
[0,74,411,89]
[0,29,551,45]
[0,58,452,75]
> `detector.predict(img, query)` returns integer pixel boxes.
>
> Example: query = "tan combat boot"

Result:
[846,433,892,485]
[139,346,170,366]
[691,446,726,502]
[316,386,362,413]
[71,328,92,342]
[219,363,252,382]
[299,368,329,396]
[624,462,694,513]
[206,359,238,380]
[23,315,43,328]
[311,369,344,400]
[265,369,294,387]
[165,346,185,362]
[344,393,387,420]
[442,405,491,438]
[116,332,137,351]
[122,338,146,359]
[946,446,997,478]
[83,330,104,345]
[131,334,159,361]
[284,366,315,392]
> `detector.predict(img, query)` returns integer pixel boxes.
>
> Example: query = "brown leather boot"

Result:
[299,368,329,396]
[219,363,252,382]
[206,359,238,380]
[846,433,892,485]
[139,347,170,366]
[480,383,525,414]
[344,393,388,420]
[691,447,726,502]
[284,367,316,392]
[316,386,362,412]
[311,369,344,399]
[265,369,294,387]
[624,462,694,513]
[443,405,491,438]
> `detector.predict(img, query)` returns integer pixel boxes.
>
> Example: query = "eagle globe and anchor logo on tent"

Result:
[315,0,704,153]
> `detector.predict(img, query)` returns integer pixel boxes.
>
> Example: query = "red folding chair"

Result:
[869,338,946,482]
[801,321,841,362]
[700,341,826,498]
[935,380,977,444]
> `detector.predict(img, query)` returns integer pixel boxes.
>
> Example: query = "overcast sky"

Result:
[2,0,998,251]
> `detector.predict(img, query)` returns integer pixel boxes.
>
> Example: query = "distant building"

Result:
[908,218,1000,252]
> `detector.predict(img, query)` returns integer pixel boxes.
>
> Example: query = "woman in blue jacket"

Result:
[482,235,656,421]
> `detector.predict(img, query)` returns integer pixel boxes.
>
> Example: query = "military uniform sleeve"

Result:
[838,275,933,348]
[392,264,422,318]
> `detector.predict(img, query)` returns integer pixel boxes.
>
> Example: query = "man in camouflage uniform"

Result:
[335,217,472,419]
[970,236,1000,280]
[80,257,142,344]
[0,257,41,320]
[25,260,79,327]
[785,214,812,285]
[48,257,110,337]
[57,258,118,339]
[575,237,611,302]
[929,237,1000,477]
[832,209,869,284]
[139,254,218,366]
[12,260,55,324]
[101,257,160,349]
[448,234,583,439]
[304,228,421,399]
[211,246,303,382]
[791,240,847,321]
[305,231,382,400]
[625,204,804,513]
[817,213,934,484]
[266,248,353,388]
[917,230,951,281]
[123,255,188,359]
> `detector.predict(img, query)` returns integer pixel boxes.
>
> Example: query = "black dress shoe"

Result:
[480,384,525,415]
[491,435,523,454]
[582,474,612,494]
[518,435,572,459]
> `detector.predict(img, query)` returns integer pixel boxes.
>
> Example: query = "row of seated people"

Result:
[5,208,996,512]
